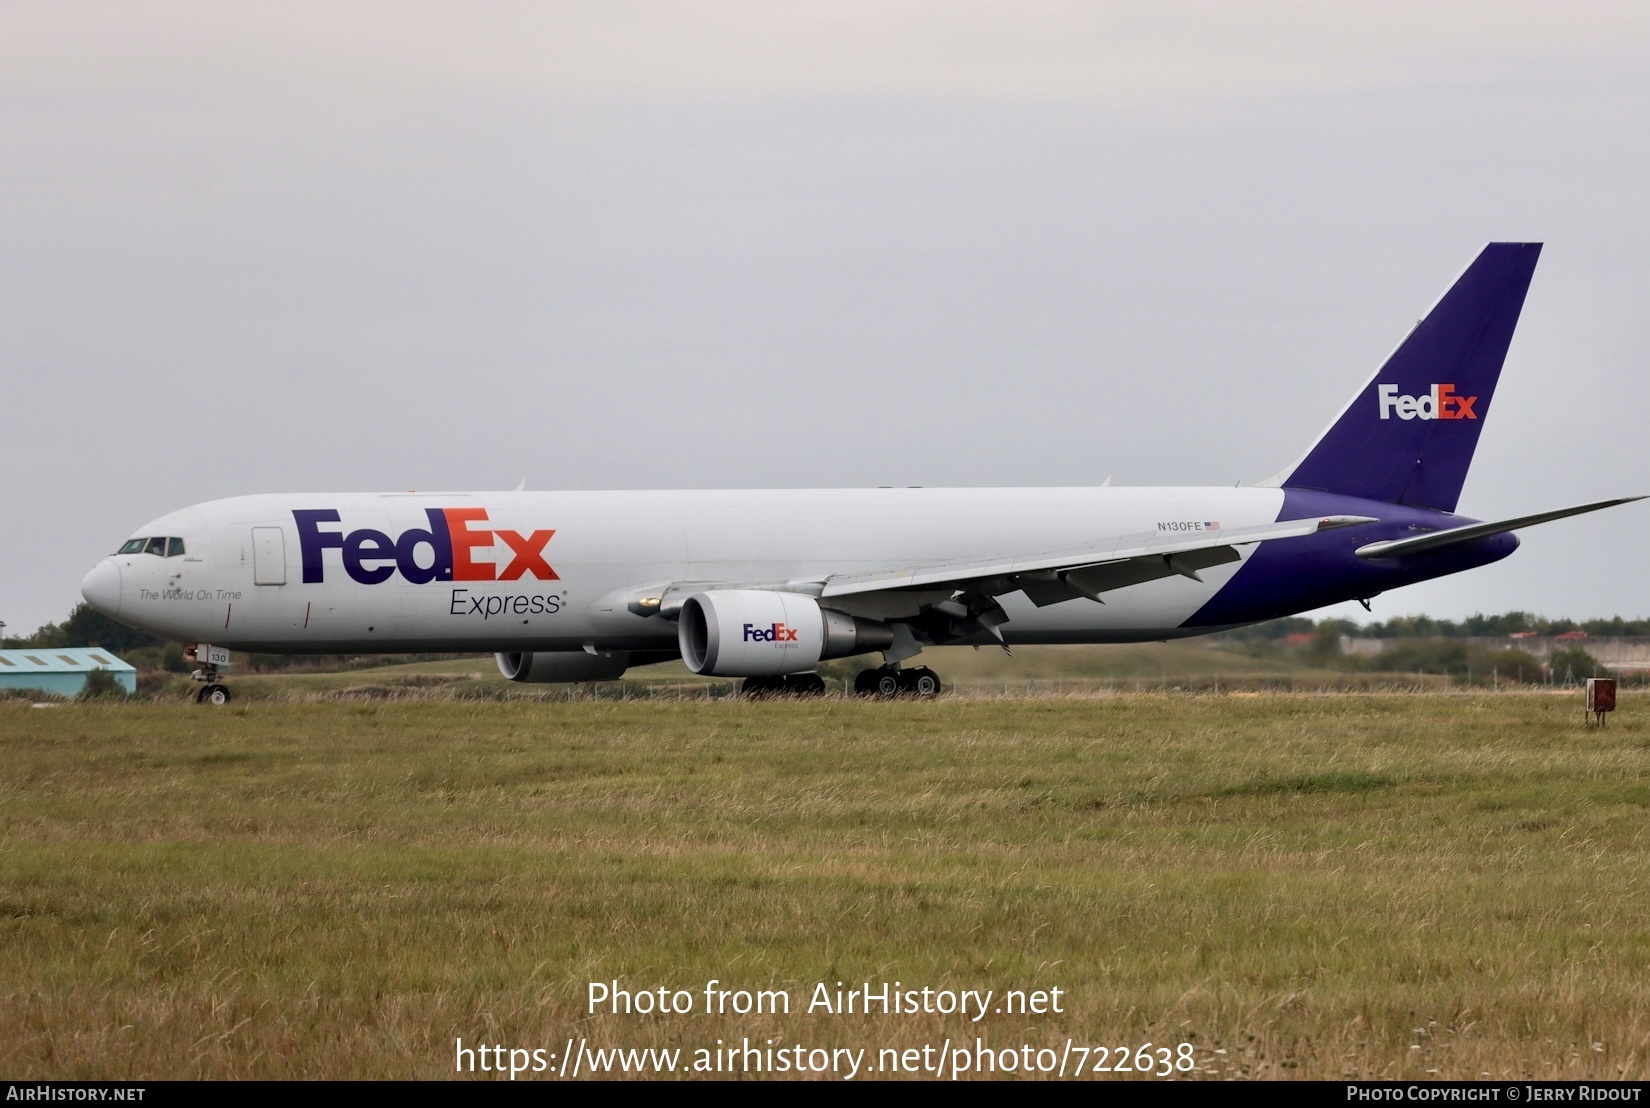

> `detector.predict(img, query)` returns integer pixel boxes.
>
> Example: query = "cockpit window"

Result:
[119,536,185,557]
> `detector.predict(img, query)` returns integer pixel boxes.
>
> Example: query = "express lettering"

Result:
[294,509,557,585]
[1376,383,1478,421]
[449,589,564,619]
[743,622,800,643]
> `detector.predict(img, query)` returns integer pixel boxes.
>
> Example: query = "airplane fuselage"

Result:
[80,485,1513,655]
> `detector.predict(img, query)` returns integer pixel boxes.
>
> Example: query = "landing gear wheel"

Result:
[899,667,942,698]
[855,666,914,697]
[196,683,231,706]
[783,673,827,696]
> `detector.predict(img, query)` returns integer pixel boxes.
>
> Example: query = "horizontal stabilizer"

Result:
[1354,496,1645,559]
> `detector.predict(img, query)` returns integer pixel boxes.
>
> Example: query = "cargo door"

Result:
[252,526,287,586]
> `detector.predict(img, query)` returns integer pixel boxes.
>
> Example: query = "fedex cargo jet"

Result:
[80,244,1641,703]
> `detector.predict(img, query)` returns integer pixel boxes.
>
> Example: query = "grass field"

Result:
[204,639,1553,702]
[4,689,1648,1079]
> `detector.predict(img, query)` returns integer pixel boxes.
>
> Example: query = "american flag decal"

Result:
[1204,521,1221,530]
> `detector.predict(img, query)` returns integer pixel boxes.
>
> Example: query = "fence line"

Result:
[342,671,1644,704]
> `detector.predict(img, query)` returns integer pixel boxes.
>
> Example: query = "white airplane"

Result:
[80,243,1641,703]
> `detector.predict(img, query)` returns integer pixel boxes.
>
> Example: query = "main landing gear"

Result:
[853,665,942,698]
[739,666,945,699]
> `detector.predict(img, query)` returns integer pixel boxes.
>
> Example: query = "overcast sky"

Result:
[2,2,1647,636]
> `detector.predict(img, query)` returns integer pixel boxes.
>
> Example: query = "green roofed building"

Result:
[0,647,136,697]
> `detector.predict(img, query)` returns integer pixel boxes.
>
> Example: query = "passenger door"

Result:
[251,526,287,586]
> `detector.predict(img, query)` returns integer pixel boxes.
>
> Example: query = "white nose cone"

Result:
[81,559,122,617]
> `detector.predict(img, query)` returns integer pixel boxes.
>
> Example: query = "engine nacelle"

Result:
[677,590,893,677]
[496,650,630,683]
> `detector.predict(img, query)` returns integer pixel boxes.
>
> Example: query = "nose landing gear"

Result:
[196,683,232,705]
[853,665,942,698]
[186,643,233,706]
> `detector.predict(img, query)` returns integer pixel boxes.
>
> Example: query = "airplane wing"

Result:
[806,512,1375,649]
[645,513,1375,629]
[821,514,1377,600]
[1353,496,1645,560]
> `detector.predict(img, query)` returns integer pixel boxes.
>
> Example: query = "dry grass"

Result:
[199,640,1597,702]
[2,692,1648,1079]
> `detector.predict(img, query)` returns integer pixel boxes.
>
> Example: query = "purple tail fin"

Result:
[1276,243,1541,512]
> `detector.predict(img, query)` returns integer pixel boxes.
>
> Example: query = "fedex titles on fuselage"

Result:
[295,508,561,618]
[1376,383,1478,421]
[294,508,556,584]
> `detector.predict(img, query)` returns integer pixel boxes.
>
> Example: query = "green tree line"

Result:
[1218,611,1650,641]
[2,603,186,674]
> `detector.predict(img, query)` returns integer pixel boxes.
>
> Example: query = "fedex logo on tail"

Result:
[744,622,800,643]
[294,508,557,585]
[1377,383,1478,421]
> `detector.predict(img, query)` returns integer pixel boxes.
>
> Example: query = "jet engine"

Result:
[496,650,630,683]
[677,590,893,677]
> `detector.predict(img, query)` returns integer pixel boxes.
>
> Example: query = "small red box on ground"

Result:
[1586,678,1616,718]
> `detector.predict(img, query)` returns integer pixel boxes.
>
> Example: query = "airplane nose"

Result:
[81,559,122,617]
